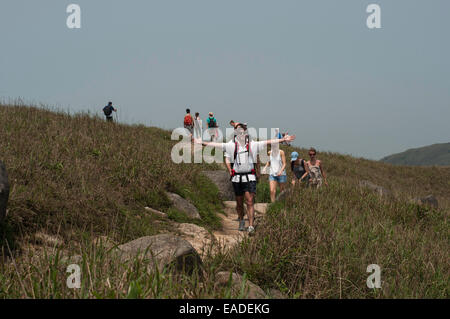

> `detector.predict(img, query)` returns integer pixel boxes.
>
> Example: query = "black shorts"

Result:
[232,181,257,196]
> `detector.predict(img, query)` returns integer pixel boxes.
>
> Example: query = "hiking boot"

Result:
[238,219,246,231]
[247,226,255,235]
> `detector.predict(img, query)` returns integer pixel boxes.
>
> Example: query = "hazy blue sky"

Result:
[1,0,449,159]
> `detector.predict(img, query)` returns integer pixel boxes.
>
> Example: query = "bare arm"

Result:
[319,160,328,185]
[261,134,296,146]
[278,150,286,176]
[194,138,225,148]
[300,161,309,181]
[224,157,233,175]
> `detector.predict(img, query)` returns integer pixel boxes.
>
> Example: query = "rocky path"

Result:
[211,201,268,252]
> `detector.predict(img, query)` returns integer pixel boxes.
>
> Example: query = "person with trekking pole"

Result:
[194,124,295,235]
[103,102,117,122]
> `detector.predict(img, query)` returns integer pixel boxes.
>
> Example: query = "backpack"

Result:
[207,117,217,128]
[291,159,306,172]
[232,135,256,175]
[184,114,193,126]
[103,105,112,116]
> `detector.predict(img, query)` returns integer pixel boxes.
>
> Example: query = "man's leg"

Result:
[235,195,245,220]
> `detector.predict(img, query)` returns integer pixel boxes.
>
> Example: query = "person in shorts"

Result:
[195,124,295,234]
[264,143,287,203]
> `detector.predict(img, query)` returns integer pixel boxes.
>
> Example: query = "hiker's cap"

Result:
[291,151,299,161]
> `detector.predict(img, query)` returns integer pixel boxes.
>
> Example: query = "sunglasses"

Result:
[309,153,316,156]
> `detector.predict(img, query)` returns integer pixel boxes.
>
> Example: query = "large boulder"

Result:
[275,189,289,202]
[359,180,393,200]
[416,195,439,209]
[177,223,214,256]
[0,161,9,223]
[202,170,235,201]
[166,192,201,219]
[117,234,202,274]
[215,271,267,299]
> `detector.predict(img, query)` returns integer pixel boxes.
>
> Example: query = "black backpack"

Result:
[103,105,112,116]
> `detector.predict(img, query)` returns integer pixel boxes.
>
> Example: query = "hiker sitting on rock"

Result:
[195,124,295,235]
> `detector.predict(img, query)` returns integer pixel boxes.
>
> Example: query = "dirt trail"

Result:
[212,201,268,251]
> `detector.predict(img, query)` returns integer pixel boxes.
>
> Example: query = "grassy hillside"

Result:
[381,142,450,166]
[0,103,448,298]
[0,103,223,250]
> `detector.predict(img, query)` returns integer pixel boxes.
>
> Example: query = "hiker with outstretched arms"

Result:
[103,102,117,122]
[195,124,295,235]
[184,108,194,140]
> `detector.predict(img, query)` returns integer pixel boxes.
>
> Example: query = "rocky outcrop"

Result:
[415,195,439,209]
[117,234,202,274]
[275,189,289,202]
[359,180,393,200]
[34,232,63,247]
[144,206,168,218]
[177,223,214,256]
[202,171,235,201]
[0,161,9,223]
[215,272,267,299]
[167,192,201,219]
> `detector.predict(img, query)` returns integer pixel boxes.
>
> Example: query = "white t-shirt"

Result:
[269,151,286,176]
[223,140,266,182]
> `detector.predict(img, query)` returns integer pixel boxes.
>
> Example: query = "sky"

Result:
[0,0,449,160]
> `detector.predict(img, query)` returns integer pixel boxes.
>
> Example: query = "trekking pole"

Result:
[115,110,119,123]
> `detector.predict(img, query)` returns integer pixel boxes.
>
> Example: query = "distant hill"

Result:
[381,143,450,166]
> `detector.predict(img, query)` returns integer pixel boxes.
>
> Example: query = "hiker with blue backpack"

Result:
[195,123,295,235]
[207,112,219,141]
[103,102,117,122]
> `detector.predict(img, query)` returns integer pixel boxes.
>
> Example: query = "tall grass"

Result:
[221,179,449,298]
[0,103,448,298]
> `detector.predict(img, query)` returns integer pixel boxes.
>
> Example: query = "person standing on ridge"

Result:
[184,108,194,140]
[207,112,218,141]
[195,124,295,235]
[103,102,117,122]
[193,112,203,140]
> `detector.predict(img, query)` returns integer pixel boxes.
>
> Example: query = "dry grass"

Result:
[0,103,448,298]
